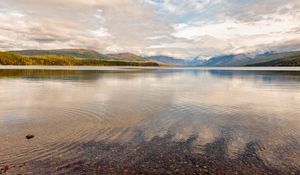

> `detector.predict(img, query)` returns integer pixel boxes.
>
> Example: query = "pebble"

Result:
[0,165,9,173]
[26,134,35,139]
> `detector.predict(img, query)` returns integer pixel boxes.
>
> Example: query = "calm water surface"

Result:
[0,67,300,174]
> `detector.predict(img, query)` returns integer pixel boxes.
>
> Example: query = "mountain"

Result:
[10,49,152,62]
[107,52,147,62]
[247,53,300,66]
[147,55,186,65]
[199,51,300,67]
[0,52,159,66]
[9,49,300,67]
[245,51,300,65]
[10,49,111,60]
[202,54,253,66]
[185,56,206,66]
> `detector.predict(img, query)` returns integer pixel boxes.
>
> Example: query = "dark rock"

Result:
[26,134,35,139]
[1,165,9,173]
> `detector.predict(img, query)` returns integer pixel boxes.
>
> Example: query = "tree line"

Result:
[0,52,159,66]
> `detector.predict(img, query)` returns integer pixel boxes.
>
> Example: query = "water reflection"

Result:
[0,68,299,174]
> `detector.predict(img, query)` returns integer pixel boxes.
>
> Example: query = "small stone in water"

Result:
[0,165,9,173]
[26,134,34,139]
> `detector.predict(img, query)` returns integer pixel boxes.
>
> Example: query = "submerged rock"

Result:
[26,134,34,139]
[0,165,9,173]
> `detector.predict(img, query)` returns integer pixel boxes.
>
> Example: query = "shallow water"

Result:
[0,67,300,174]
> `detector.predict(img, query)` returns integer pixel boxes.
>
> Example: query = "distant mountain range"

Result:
[211,51,300,66]
[184,56,206,66]
[149,51,300,67]
[202,54,252,66]
[9,49,300,66]
[247,53,300,66]
[147,55,186,65]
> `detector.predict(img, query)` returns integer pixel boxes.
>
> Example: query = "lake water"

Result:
[0,66,300,174]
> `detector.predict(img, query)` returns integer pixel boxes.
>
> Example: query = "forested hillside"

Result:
[0,52,159,66]
[247,54,300,66]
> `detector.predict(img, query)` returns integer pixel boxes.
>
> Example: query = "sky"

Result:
[0,0,300,59]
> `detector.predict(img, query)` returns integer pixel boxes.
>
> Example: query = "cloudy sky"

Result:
[0,0,300,58]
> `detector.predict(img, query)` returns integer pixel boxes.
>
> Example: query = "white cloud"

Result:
[173,14,300,40]
[0,0,300,58]
[90,28,111,38]
[171,12,300,54]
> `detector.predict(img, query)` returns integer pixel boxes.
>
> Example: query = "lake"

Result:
[0,66,300,174]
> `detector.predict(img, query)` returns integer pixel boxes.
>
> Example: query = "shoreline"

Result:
[1,65,300,71]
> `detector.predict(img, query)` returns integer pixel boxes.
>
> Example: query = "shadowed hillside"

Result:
[200,51,300,67]
[247,54,300,66]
